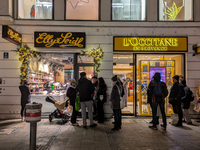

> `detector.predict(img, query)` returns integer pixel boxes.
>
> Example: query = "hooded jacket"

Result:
[77,77,94,102]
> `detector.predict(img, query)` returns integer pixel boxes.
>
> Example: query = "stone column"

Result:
[194,0,200,21]
[146,0,158,21]
[54,0,65,20]
[101,0,111,21]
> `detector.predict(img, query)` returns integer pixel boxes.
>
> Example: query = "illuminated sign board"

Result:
[2,25,22,45]
[114,37,187,52]
[34,32,85,48]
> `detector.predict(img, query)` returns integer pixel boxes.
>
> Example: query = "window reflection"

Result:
[18,0,53,19]
[112,0,146,21]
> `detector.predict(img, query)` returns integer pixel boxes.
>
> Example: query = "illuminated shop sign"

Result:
[34,32,85,48]
[114,37,187,52]
[2,25,22,45]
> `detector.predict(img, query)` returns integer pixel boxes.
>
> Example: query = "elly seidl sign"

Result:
[2,25,22,45]
[34,32,85,48]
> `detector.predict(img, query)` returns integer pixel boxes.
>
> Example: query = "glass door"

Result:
[113,54,135,115]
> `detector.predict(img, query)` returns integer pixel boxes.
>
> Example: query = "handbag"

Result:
[116,85,125,109]
[171,114,179,125]
[194,102,200,113]
[75,96,81,111]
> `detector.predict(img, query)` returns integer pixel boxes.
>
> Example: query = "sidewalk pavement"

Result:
[0,117,200,150]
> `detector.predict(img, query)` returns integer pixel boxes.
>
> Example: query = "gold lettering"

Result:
[123,38,129,46]
[172,39,178,46]
[129,38,138,46]
[165,39,172,46]
[7,29,22,43]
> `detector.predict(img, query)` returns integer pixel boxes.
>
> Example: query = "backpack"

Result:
[153,81,163,97]
[188,88,194,101]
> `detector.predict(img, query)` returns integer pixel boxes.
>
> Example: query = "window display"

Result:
[112,0,146,20]
[66,0,99,20]
[18,0,53,19]
[159,0,193,21]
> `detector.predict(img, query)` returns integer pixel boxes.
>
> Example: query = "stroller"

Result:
[45,96,72,123]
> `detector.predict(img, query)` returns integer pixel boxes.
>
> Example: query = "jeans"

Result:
[182,109,191,123]
[81,101,93,126]
[172,103,183,125]
[113,109,121,128]
[152,102,166,127]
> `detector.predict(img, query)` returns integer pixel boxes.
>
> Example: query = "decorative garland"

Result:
[80,46,104,76]
[15,44,41,81]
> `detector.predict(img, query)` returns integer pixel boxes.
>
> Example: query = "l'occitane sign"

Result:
[114,37,187,52]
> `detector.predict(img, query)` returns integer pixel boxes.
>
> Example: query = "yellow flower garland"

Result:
[81,46,104,76]
[15,44,41,82]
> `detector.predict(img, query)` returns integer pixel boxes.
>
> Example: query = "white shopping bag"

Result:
[171,114,179,125]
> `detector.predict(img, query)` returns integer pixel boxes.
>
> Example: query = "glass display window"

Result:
[18,0,53,19]
[136,54,184,116]
[112,0,146,21]
[66,0,99,20]
[159,0,193,21]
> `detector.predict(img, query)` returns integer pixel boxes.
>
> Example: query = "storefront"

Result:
[113,37,187,116]
[29,31,95,113]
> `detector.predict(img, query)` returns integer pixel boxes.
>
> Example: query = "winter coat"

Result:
[181,86,191,109]
[169,82,185,104]
[77,77,95,102]
[67,85,77,106]
[19,85,31,106]
[110,82,121,109]
[96,83,107,103]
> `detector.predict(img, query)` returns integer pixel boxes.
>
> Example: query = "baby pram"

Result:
[45,96,72,123]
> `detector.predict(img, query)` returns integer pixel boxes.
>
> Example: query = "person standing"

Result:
[96,77,107,123]
[67,79,78,126]
[181,80,192,125]
[169,75,185,126]
[77,72,96,128]
[148,73,168,130]
[196,80,200,103]
[179,75,184,83]
[122,78,128,107]
[110,75,122,130]
[19,80,31,121]
[92,76,98,121]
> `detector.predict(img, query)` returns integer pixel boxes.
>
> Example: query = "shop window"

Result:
[136,54,184,116]
[112,0,146,21]
[18,0,53,19]
[159,0,193,21]
[65,0,99,20]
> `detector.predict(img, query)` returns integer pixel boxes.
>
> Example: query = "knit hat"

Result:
[70,79,76,85]
[173,75,179,81]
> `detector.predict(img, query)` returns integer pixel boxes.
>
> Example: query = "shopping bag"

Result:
[194,103,200,113]
[63,105,73,116]
[54,101,66,110]
[75,96,81,111]
[120,98,125,109]
[171,114,179,125]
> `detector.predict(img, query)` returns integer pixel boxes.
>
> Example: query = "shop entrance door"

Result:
[113,54,136,115]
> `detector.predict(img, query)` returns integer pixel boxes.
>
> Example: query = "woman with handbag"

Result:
[110,75,122,130]
[96,77,107,123]
[67,79,78,126]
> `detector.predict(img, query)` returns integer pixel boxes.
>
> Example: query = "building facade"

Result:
[0,0,200,119]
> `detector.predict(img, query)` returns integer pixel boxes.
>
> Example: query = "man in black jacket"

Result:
[77,72,97,128]
[169,75,185,126]
[148,73,168,130]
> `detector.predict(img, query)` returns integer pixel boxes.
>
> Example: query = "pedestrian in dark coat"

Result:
[96,77,107,123]
[19,80,31,121]
[110,75,122,130]
[181,80,192,124]
[169,75,185,126]
[67,79,78,125]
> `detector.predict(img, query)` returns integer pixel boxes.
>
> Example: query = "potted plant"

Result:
[164,2,183,21]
